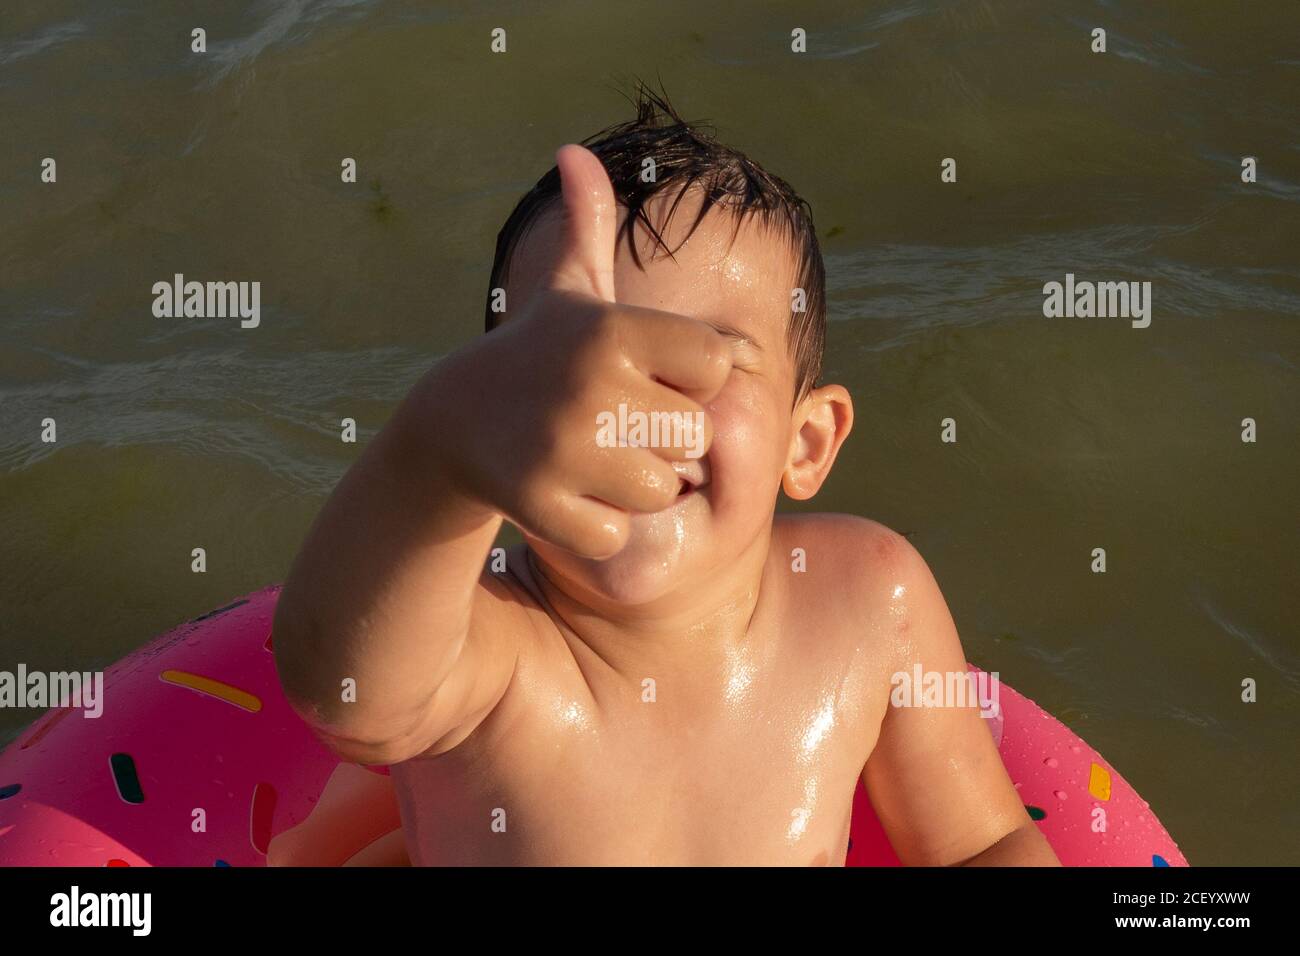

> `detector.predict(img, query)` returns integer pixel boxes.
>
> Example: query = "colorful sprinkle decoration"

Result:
[109,753,145,804]
[160,669,262,713]
[1088,762,1112,801]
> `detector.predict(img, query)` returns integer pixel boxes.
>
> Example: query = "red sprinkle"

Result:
[250,782,277,854]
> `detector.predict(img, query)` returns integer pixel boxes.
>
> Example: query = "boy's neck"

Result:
[516,534,776,683]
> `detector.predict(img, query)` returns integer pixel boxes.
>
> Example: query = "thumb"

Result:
[550,144,618,302]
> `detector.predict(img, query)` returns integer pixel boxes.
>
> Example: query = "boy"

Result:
[273,90,1059,866]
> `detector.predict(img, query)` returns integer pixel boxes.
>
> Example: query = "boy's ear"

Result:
[782,384,853,501]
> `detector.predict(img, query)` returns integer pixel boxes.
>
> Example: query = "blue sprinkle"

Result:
[214,859,231,867]
[1152,854,1169,867]
[0,783,21,800]
[190,599,249,624]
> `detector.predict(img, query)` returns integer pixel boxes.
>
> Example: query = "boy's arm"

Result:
[272,145,730,768]
[271,391,526,767]
[860,535,1061,866]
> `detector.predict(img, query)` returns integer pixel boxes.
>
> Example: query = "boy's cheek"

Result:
[707,376,780,434]
[705,397,753,450]
[707,402,789,484]
[712,382,780,452]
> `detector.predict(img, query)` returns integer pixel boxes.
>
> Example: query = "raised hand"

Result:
[426,144,734,558]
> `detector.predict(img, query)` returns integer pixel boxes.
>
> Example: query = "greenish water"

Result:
[1,0,1296,865]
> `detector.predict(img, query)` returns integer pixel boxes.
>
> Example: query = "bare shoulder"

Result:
[771,514,953,655]
[772,513,931,592]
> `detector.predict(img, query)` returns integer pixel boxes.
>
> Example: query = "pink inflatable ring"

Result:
[0,587,1187,867]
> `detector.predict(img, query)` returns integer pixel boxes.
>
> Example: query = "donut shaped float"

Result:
[0,587,1187,866]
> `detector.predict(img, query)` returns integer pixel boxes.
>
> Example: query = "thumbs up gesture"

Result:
[409,145,734,559]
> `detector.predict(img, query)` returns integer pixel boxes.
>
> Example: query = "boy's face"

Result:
[503,190,807,606]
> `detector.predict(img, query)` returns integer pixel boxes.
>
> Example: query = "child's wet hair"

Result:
[486,81,826,401]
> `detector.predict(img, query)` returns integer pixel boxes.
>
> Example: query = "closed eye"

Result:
[706,321,762,370]
[729,342,762,371]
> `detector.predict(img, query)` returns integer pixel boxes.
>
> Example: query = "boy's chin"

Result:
[529,532,700,608]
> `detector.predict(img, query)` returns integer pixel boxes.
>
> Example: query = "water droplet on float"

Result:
[1044,757,1059,768]
[1054,790,1068,800]
[1070,745,1081,754]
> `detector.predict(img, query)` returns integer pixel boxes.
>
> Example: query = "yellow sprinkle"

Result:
[1088,762,1112,801]
[160,670,262,712]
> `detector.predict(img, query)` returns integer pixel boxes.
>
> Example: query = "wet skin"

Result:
[393,175,1047,865]
[276,146,1057,865]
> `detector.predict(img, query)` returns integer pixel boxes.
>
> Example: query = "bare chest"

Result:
[393,624,888,865]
